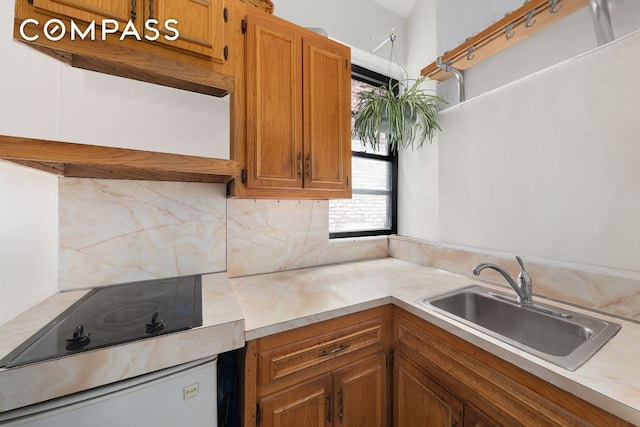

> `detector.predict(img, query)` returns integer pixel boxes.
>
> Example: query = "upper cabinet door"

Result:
[32,0,136,27]
[303,35,351,193]
[149,0,226,62]
[245,13,303,190]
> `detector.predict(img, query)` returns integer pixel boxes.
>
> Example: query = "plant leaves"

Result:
[352,75,447,152]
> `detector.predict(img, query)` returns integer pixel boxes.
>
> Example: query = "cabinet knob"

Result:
[297,152,303,178]
[306,153,311,180]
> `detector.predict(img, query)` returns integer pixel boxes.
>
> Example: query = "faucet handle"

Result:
[515,256,532,287]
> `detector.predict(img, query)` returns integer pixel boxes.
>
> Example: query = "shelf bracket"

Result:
[436,56,465,103]
[588,0,614,46]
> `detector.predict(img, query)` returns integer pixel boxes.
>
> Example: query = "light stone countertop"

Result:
[230,257,640,425]
[0,258,639,424]
[0,273,245,414]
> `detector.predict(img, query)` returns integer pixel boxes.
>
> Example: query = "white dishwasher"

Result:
[0,356,218,426]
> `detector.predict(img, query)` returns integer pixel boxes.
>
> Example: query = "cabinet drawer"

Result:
[257,307,388,388]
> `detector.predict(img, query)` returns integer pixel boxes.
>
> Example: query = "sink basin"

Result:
[417,285,621,371]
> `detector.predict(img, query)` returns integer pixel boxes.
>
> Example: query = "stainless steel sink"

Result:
[417,285,621,371]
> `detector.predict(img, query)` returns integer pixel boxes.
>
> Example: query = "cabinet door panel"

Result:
[33,0,134,25]
[333,353,387,427]
[152,0,225,61]
[464,404,499,427]
[245,14,303,189]
[394,353,463,427]
[260,374,332,427]
[303,36,351,192]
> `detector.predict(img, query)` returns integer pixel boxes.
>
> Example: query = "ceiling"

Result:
[371,0,416,17]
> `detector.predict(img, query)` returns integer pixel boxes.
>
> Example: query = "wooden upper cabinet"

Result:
[150,0,227,62]
[16,0,235,96]
[245,12,303,190]
[232,7,352,199]
[303,36,351,192]
[32,0,135,26]
[33,0,227,61]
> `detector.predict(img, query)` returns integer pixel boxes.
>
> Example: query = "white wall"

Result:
[0,161,58,326]
[400,0,640,274]
[438,31,640,271]
[397,0,439,239]
[0,0,60,326]
[273,0,408,65]
[0,0,229,325]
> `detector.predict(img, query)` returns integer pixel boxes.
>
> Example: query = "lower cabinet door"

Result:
[259,374,333,427]
[394,352,463,427]
[464,404,500,427]
[332,352,387,427]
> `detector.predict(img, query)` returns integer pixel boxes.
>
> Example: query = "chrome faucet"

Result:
[473,256,533,306]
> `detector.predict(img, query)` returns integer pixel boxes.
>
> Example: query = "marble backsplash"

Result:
[55,177,639,323]
[389,235,640,322]
[58,178,227,290]
[226,199,388,277]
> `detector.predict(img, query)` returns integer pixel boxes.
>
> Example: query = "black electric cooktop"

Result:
[0,275,202,368]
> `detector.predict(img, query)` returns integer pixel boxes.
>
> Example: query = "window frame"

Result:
[329,64,398,239]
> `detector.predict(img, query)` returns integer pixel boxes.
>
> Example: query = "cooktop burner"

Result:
[0,275,202,368]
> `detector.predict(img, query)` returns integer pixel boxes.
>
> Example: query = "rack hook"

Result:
[505,22,516,40]
[525,9,536,27]
[466,46,475,61]
[548,0,562,14]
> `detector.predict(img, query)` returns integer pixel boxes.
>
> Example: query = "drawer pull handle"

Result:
[322,344,349,357]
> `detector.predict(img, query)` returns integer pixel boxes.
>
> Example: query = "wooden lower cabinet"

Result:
[259,374,333,427]
[463,404,499,427]
[258,353,387,427]
[394,351,498,427]
[244,307,391,427]
[244,306,633,427]
[333,353,387,427]
[394,352,463,427]
[393,308,634,427]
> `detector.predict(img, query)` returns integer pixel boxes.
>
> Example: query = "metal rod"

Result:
[436,56,465,103]
[588,0,614,46]
[371,28,396,54]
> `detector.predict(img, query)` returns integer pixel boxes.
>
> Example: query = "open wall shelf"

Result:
[0,135,239,184]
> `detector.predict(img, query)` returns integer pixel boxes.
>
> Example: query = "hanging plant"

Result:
[352,75,446,152]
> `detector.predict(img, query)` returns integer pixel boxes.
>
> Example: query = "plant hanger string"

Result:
[354,30,446,152]
[386,33,409,90]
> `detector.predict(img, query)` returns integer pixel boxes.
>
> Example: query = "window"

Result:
[329,65,398,238]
